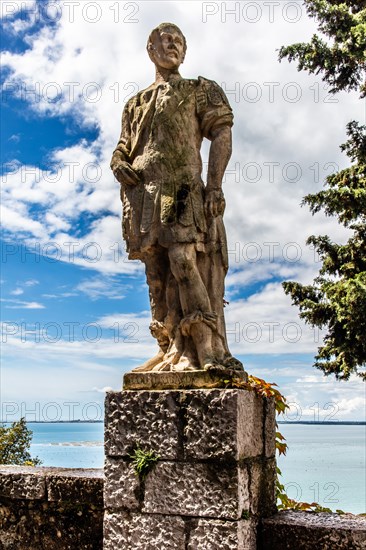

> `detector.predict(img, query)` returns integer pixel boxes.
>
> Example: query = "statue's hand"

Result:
[111,159,140,186]
[205,188,226,218]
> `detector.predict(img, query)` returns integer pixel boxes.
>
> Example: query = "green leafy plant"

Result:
[0,417,42,466]
[129,447,159,480]
[243,374,289,416]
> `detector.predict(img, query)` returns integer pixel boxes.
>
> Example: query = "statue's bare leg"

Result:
[143,246,169,329]
[132,246,170,372]
[168,243,216,368]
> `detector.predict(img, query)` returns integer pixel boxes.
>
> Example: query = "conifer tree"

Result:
[279,1,366,380]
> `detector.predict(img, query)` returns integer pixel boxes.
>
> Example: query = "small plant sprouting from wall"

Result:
[129,447,160,480]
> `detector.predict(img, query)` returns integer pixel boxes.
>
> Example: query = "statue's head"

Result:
[147,22,186,70]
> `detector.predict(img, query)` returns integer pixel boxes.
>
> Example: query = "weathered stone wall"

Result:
[260,510,366,550]
[0,455,365,549]
[104,388,277,549]
[0,466,103,550]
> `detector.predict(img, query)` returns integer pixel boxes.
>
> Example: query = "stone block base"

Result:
[104,387,276,549]
[104,512,258,550]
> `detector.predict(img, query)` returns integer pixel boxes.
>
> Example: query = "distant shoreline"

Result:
[278,421,365,425]
[0,420,104,424]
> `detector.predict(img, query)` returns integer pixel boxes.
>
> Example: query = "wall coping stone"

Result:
[261,510,366,550]
[0,466,104,478]
[0,465,104,502]
[263,510,366,531]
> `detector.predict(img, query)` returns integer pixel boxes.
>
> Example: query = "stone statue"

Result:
[111,22,243,373]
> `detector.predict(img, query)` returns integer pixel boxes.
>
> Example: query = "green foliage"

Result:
[129,447,159,480]
[280,1,366,380]
[278,1,366,96]
[228,374,289,415]
[0,418,42,466]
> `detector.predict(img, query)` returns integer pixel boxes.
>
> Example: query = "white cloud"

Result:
[45,212,71,232]
[1,311,153,361]
[225,282,325,355]
[0,144,142,273]
[335,396,365,417]
[24,279,39,286]
[8,279,39,297]
[3,299,45,309]
[279,371,365,421]
[10,288,24,296]
[0,203,47,239]
[76,276,127,300]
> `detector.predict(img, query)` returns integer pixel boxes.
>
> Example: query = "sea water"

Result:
[29,422,365,514]
[29,422,104,469]
[277,423,365,515]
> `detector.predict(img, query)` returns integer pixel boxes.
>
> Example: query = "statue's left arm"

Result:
[196,78,234,218]
[206,126,232,217]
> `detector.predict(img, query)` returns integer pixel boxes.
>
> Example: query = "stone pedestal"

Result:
[103,374,276,549]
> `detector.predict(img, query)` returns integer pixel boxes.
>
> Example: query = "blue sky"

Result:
[1,0,365,421]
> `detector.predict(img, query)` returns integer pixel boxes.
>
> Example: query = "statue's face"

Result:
[149,27,185,70]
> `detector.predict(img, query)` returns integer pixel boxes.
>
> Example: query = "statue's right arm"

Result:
[110,102,140,186]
